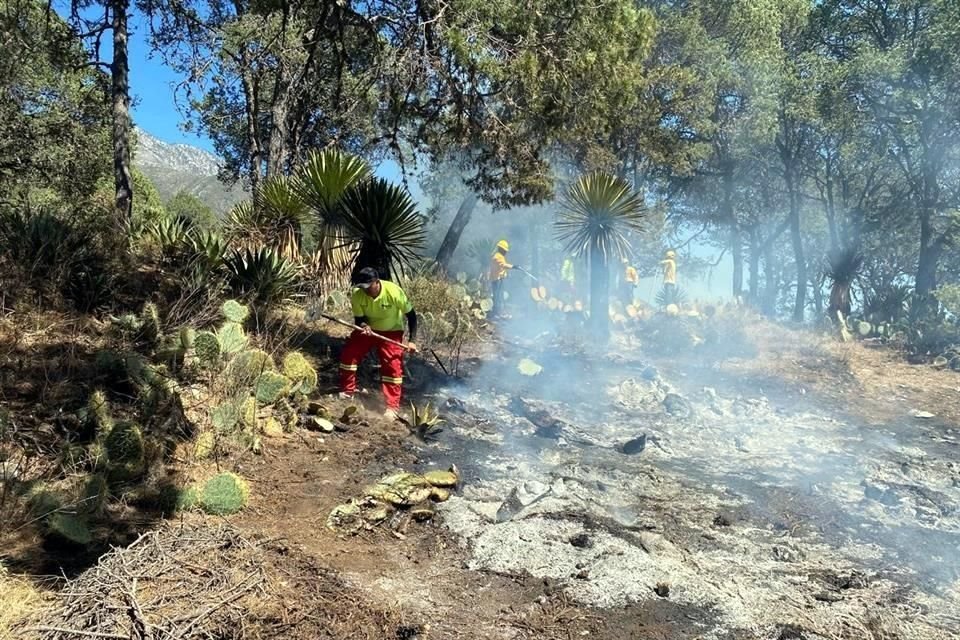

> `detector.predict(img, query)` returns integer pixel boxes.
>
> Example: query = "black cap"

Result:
[353,267,380,286]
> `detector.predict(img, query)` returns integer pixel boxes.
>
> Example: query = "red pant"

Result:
[339,330,405,409]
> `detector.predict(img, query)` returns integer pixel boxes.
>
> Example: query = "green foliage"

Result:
[224,246,300,305]
[295,148,371,217]
[282,351,317,395]
[132,168,167,232]
[255,371,291,405]
[165,191,218,230]
[935,285,960,318]
[200,472,250,515]
[45,513,92,545]
[655,286,688,307]
[187,229,229,273]
[337,178,427,278]
[194,331,223,367]
[216,322,248,355]
[221,299,250,324]
[148,217,191,256]
[556,171,646,260]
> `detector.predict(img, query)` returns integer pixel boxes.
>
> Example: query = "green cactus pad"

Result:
[81,473,109,514]
[216,321,248,354]
[104,422,146,480]
[261,417,284,437]
[255,371,291,405]
[141,302,162,343]
[200,472,249,515]
[193,331,222,368]
[210,401,241,434]
[240,396,257,429]
[179,327,196,350]
[88,389,114,434]
[225,349,276,390]
[158,483,198,515]
[194,431,216,459]
[221,299,250,324]
[282,352,318,395]
[46,513,92,545]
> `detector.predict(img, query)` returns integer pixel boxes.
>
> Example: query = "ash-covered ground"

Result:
[417,329,960,640]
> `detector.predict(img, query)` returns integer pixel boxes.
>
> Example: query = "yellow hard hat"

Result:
[666,250,676,258]
[497,240,510,252]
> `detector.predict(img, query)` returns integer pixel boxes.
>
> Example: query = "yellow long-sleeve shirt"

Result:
[660,258,676,284]
[489,252,513,281]
[624,265,639,284]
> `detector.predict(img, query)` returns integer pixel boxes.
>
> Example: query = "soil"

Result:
[5,308,960,639]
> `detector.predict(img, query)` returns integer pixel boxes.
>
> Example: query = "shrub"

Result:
[282,351,317,395]
[200,472,249,515]
[224,246,301,306]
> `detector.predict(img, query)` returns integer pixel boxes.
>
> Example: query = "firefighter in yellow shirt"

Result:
[488,240,513,317]
[660,249,677,305]
[619,257,639,306]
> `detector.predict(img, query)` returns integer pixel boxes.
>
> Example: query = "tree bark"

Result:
[914,209,942,319]
[762,243,778,317]
[748,228,760,303]
[111,0,132,226]
[590,247,610,342]
[434,194,478,271]
[239,47,262,192]
[789,187,806,323]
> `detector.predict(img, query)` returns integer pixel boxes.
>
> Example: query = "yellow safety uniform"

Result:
[624,265,639,284]
[489,252,513,281]
[350,280,413,332]
[660,258,676,285]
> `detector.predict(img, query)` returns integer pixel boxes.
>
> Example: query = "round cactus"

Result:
[179,326,196,350]
[221,299,250,324]
[193,331,222,368]
[255,371,291,405]
[282,351,318,395]
[200,472,249,515]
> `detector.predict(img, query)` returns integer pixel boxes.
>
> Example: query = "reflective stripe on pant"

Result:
[339,329,405,409]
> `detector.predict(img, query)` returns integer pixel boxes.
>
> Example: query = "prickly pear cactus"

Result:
[81,473,109,515]
[193,331,222,368]
[179,327,196,350]
[103,422,146,480]
[200,472,249,515]
[210,401,241,434]
[282,351,318,395]
[221,299,250,324]
[240,396,257,429]
[46,512,92,545]
[261,417,284,437]
[255,371,291,405]
[140,302,162,344]
[216,322,248,355]
[88,389,114,434]
[194,431,216,459]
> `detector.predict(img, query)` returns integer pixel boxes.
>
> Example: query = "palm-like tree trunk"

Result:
[590,247,610,341]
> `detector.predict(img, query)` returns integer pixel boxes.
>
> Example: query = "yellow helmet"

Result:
[497,240,510,252]
[666,250,676,259]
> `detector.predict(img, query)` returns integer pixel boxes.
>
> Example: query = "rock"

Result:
[620,434,647,455]
[663,393,693,419]
[306,401,328,416]
[933,356,949,370]
[772,545,805,563]
[713,512,734,527]
[569,533,593,549]
[304,416,335,432]
[654,582,670,598]
[910,409,935,419]
[524,480,549,497]
[575,569,590,580]
[813,591,844,603]
[862,481,900,506]
[496,487,524,523]
[703,387,718,401]
[409,501,435,522]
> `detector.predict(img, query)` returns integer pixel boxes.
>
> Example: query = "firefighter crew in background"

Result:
[339,267,418,419]
[489,240,513,317]
[620,257,639,306]
[660,249,677,306]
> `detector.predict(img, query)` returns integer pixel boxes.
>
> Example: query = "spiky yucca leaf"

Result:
[224,246,301,305]
[337,178,427,277]
[826,247,864,287]
[294,148,371,219]
[555,171,645,260]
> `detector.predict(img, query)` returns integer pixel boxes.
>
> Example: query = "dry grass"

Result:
[0,565,47,640]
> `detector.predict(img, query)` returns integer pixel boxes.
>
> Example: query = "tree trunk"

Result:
[266,95,290,177]
[762,243,778,317]
[731,225,743,300]
[590,247,609,342]
[913,210,942,320]
[748,228,760,303]
[824,158,840,251]
[239,48,262,192]
[111,0,132,226]
[787,178,806,323]
[434,194,478,270]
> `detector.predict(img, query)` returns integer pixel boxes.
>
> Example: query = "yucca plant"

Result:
[655,285,688,308]
[295,148,371,217]
[337,178,427,280]
[464,237,495,278]
[864,284,912,323]
[826,247,864,319]
[556,171,645,339]
[224,246,301,306]
[226,175,311,258]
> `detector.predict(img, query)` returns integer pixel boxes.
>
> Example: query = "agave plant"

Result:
[826,247,864,319]
[224,246,301,306]
[337,178,427,280]
[556,171,645,339]
[655,285,688,308]
[227,175,310,258]
[464,237,495,278]
[295,148,371,217]
[864,284,912,323]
